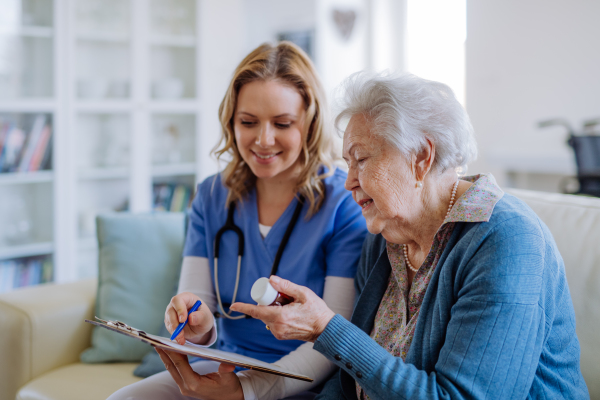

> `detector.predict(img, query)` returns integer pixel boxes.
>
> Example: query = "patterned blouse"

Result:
[356,174,504,400]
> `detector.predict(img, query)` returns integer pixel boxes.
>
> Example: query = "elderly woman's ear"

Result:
[413,137,435,184]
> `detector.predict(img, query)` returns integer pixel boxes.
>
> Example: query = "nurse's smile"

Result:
[251,150,282,164]
[234,80,306,182]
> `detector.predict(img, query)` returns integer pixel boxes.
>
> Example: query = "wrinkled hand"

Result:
[229,276,335,342]
[155,348,243,400]
[165,292,214,345]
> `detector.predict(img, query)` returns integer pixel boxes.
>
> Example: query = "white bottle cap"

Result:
[251,277,278,306]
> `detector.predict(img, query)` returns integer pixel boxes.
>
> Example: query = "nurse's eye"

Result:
[241,120,256,126]
[275,122,292,129]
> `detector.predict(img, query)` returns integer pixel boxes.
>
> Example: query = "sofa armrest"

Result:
[0,278,97,400]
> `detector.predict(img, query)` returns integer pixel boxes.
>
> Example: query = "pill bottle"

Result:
[251,277,294,306]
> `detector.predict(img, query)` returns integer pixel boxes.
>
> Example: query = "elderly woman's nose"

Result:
[345,165,359,191]
[255,125,276,147]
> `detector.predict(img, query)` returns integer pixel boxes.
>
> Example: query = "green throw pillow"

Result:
[133,323,171,377]
[81,212,185,363]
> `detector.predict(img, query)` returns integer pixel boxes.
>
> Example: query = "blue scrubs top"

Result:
[183,168,367,363]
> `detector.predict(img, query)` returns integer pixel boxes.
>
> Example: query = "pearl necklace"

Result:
[404,179,459,273]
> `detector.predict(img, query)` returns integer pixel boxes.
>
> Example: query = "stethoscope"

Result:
[213,195,305,320]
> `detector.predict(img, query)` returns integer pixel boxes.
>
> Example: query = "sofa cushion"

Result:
[80,213,185,363]
[133,323,171,377]
[508,189,600,398]
[17,363,142,400]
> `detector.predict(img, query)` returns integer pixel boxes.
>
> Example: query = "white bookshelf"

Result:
[151,35,196,48]
[153,163,196,177]
[78,167,130,181]
[76,32,130,44]
[0,0,204,287]
[0,25,54,38]
[0,171,54,185]
[0,242,54,261]
[0,0,352,289]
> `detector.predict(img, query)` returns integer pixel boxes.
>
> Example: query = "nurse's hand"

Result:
[156,348,243,400]
[230,276,335,342]
[165,292,214,345]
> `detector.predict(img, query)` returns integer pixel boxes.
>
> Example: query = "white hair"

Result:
[335,71,477,173]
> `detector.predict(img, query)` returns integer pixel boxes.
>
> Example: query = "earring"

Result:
[416,181,423,188]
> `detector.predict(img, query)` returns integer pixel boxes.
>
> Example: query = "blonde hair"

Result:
[214,42,336,217]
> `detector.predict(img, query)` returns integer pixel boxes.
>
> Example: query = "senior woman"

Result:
[231,72,589,399]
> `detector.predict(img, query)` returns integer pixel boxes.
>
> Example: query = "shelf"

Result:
[76,31,129,44]
[0,241,53,260]
[75,101,132,112]
[151,35,196,48]
[78,167,129,180]
[147,100,201,112]
[152,163,196,177]
[74,100,201,112]
[0,25,53,38]
[0,171,54,185]
[0,100,57,112]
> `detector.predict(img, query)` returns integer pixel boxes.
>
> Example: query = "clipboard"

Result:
[85,318,313,382]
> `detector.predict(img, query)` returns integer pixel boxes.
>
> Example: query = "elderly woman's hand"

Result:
[229,276,335,342]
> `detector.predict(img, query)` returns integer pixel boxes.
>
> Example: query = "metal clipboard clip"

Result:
[94,316,148,337]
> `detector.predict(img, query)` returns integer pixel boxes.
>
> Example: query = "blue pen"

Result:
[170,300,202,341]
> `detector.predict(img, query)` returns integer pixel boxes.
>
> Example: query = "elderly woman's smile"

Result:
[343,114,409,237]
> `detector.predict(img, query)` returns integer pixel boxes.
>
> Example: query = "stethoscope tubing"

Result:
[213,196,305,320]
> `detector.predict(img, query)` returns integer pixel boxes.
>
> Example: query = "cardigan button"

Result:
[334,354,342,361]
[356,371,363,379]
[346,362,353,369]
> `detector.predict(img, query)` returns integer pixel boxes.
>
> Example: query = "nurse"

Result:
[108,42,367,400]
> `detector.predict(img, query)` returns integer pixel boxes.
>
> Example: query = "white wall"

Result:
[244,0,316,51]
[466,0,600,186]
[196,0,372,177]
[316,0,369,99]
[368,0,406,72]
[196,1,320,180]
[197,0,248,180]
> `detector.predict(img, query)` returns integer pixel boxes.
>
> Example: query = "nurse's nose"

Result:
[255,124,276,148]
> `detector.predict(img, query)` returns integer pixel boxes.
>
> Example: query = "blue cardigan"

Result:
[314,193,589,399]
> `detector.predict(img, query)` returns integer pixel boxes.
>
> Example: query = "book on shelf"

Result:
[153,183,193,212]
[0,121,10,167]
[28,125,52,171]
[0,115,53,174]
[17,115,46,171]
[41,257,53,283]
[0,124,26,173]
[0,255,53,293]
[0,260,17,293]
[16,261,30,288]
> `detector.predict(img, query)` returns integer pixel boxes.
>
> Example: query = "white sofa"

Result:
[0,188,599,399]
[0,279,142,400]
